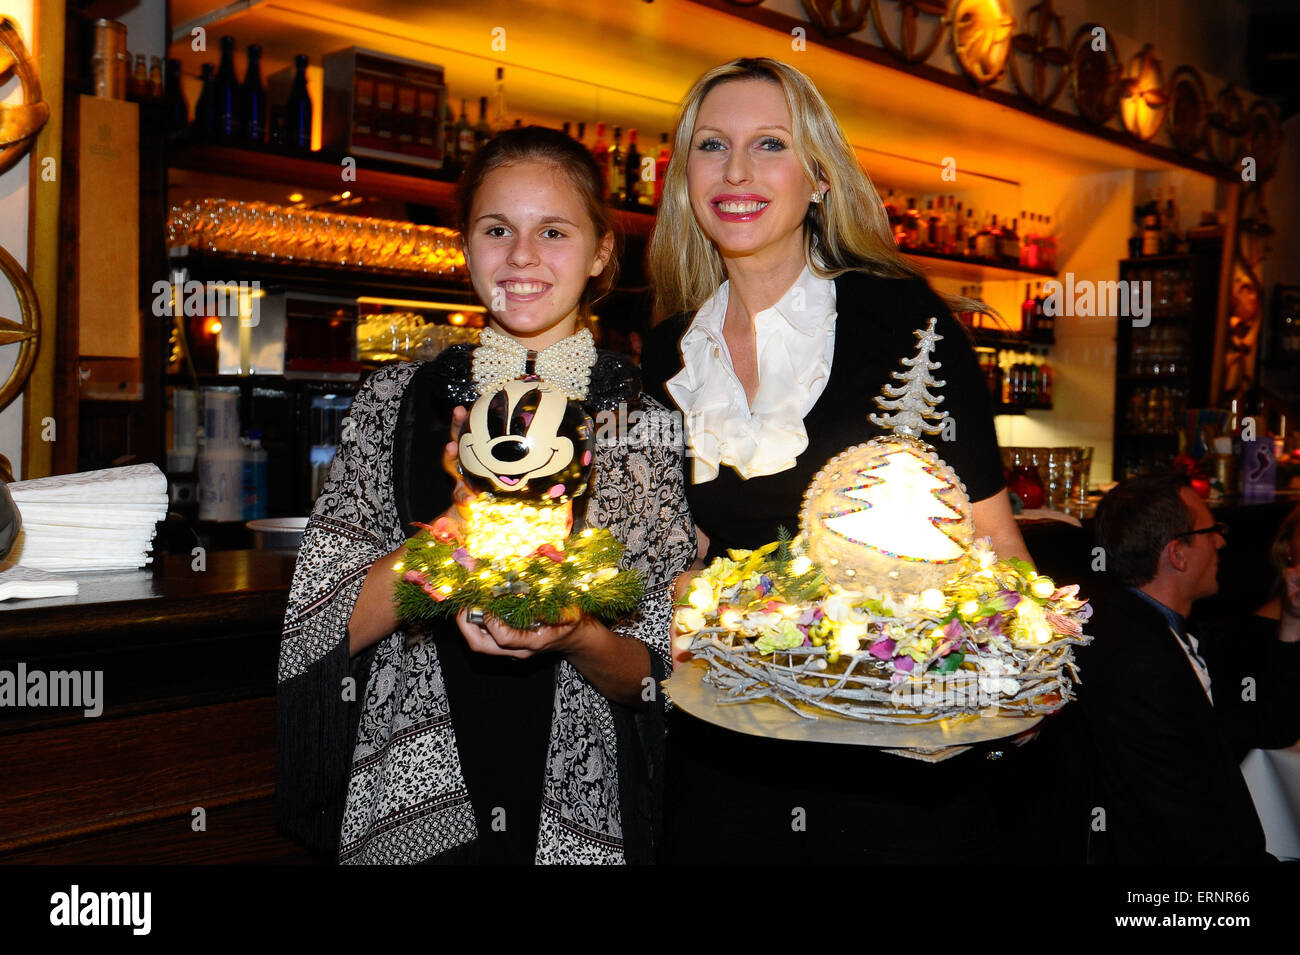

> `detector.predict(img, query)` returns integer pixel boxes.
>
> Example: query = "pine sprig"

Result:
[776,525,794,563]
[392,528,644,630]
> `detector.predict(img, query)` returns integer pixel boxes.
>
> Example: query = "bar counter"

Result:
[0,550,312,863]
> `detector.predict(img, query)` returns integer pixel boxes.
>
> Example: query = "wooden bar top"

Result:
[0,549,298,658]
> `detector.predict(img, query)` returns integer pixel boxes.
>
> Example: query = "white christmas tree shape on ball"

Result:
[824,450,965,562]
[868,316,948,437]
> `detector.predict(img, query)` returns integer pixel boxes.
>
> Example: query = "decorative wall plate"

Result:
[1119,44,1167,141]
[1236,186,1273,269]
[950,0,1015,86]
[0,17,50,175]
[1167,65,1208,157]
[0,242,40,411]
[1243,99,1282,183]
[1009,0,1070,108]
[803,0,870,37]
[1208,83,1247,171]
[868,0,947,62]
[1068,22,1120,125]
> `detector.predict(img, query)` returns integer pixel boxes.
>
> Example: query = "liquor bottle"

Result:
[903,198,921,248]
[655,132,670,206]
[131,54,148,101]
[883,189,901,237]
[962,209,976,255]
[455,98,475,164]
[241,43,266,143]
[562,121,571,138]
[1022,214,1039,268]
[194,63,215,135]
[607,126,625,203]
[1035,281,1052,341]
[1020,283,1035,338]
[1043,215,1056,269]
[491,67,508,132]
[592,122,610,192]
[284,54,313,150]
[439,102,456,173]
[1003,217,1020,265]
[1141,198,1161,256]
[214,36,240,140]
[576,121,587,150]
[624,128,642,209]
[163,59,189,137]
[975,213,997,260]
[149,56,164,100]
[1038,355,1052,407]
[473,96,492,148]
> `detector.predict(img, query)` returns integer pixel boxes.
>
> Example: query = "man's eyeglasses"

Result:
[1174,522,1228,541]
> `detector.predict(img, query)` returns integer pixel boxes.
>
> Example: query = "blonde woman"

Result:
[642,58,1032,864]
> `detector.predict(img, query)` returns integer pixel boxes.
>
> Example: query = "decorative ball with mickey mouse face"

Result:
[458,379,595,504]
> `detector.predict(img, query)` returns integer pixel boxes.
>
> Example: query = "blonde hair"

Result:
[649,57,923,321]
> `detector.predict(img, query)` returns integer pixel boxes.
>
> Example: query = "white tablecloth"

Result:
[1242,742,1300,862]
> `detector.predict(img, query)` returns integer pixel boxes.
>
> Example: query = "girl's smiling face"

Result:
[465,160,613,349]
[686,78,820,265]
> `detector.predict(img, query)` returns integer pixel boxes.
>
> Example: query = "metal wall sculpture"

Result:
[715,0,1283,183]
[0,17,50,175]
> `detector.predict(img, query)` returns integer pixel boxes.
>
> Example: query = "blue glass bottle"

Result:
[285,54,312,150]
[214,36,240,139]
[241,43,266,143]
[194,63,216,136]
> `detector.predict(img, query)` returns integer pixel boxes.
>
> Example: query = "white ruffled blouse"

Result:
[667,264,837,483]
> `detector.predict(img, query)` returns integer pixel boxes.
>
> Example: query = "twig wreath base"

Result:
[394,526,644,631]
[684,627,1088,724]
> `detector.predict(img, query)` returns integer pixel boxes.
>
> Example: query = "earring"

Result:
[810,191,823,203]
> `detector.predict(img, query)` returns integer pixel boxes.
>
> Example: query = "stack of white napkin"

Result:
[7,464,170,572]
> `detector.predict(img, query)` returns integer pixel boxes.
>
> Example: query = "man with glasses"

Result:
[1078,473,1275,864]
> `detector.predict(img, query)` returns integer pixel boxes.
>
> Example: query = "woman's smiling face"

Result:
[465,159,612,349]
[686,78,818,265]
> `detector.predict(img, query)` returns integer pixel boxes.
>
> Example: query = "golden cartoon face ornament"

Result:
[458,379,595,503]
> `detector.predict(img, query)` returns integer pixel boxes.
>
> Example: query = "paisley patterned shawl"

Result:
[275,348,695,864]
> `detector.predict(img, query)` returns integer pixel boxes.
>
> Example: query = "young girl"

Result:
[276,126,694,864]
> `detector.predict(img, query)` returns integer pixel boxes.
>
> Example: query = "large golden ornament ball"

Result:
[799,434,974,596]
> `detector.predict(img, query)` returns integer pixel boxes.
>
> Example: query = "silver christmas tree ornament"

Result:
[868,317,949,437]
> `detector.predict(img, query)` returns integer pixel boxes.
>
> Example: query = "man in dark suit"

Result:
[1079,473,1274,864]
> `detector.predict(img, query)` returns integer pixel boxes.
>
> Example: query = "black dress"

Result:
[643,270,1020,864]
[276,346,693,864]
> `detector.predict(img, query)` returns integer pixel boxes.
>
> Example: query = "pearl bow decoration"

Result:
[471,327,598,400]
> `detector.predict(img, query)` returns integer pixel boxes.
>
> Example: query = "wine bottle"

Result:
[455,98,475,163]
[491,67,508,132]
[285,54,312,150]
[194,63,216,136]
[607,126,624,203]
[214,36,240,140]
[1021,283,1035,338]
[592,122,610,190]
[241,43,266,143]
[163,59,189,137]
[623,128,641,209]
[473,96,491,148]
